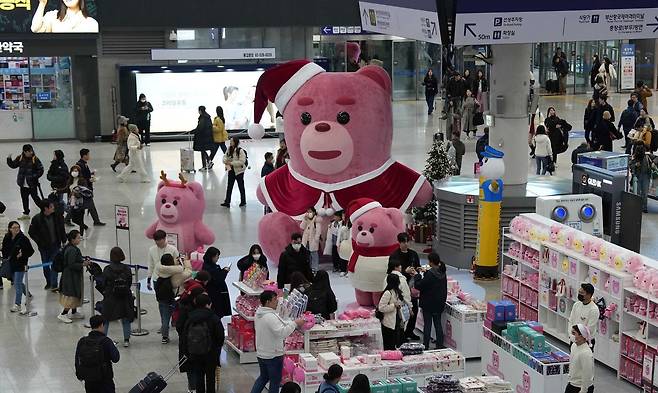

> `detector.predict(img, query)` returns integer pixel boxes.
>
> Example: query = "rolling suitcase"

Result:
[129,356,187,393]
[180,132,195,172]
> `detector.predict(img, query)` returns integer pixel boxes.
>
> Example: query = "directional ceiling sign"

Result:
[455,0,658,45]
[358,0,441,43]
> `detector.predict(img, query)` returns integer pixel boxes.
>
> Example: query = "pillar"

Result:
[489,44,532,187]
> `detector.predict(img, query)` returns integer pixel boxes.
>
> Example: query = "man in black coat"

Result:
[28,199,66,290]
[47,149,69,192]
[75,315,120,393]
[277,232,312,289]
[77,149,105,226]
[414,252,448,350]
[181,293,224,393]
[389,232,421,341]
[7,144,44,218]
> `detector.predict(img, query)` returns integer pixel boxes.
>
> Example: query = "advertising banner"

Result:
[455,0,658,45]
[0,0,99,33]
[621,44,636,90]
[115,205,129,230]
[358,0,441,43]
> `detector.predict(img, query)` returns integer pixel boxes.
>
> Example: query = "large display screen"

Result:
[0,0,99,33]
[135,70,277,133]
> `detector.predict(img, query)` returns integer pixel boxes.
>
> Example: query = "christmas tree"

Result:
[412,139,457,224]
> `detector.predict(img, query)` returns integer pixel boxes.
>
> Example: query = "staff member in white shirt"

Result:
[568,283,599,350]
[31,0,99,33]
[565,324,594,393]
[146,230,179,290]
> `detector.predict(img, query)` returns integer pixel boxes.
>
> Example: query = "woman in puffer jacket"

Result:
[301,207,322,273]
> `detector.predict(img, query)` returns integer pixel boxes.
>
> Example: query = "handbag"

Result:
[546,157,556,173]
[473,112,485,126]
[399,303,411,323]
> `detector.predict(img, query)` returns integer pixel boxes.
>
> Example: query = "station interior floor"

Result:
[0,93,652,392]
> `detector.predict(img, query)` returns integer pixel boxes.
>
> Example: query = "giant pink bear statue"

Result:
[248,60,433,263]
[145,172,215,254]
[344,198,405,306]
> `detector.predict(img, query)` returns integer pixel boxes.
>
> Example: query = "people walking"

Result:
[134,93,153,146]
[181,293,224,393]
[275,139,290,169]
[67,165,92,238]
[564,324,594,393]
[568,283,600,350]
[146,230,179,290]
[301,207,321,273]
[47,149,69,196]
[598,56,616,88]
[28,199,66,290]
[2,220,34,313]
[589,54,601,89]
[75,315,120,393]
[209,106,229,164]
[154,253,192,344]
[461,89,479,139]
[533,125,553,175]
[593,111,622,152]
[422,69,438,115]
[221,137,247,207]
[117,124,150,183]
[544,107,571,165]
[58,229,89,323]
[7,144,44,220]
[192,105,215,171]
[249,290,304,393]
[76,149,105,226]
[634,81,653,110]
[619,100,641,153]
[102,247,135,347]
[111,116,130,172]
[414,252,448,350]
[473,69,488,112]
[631,145,652,213]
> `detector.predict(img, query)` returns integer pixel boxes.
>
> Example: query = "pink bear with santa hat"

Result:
[344,197,405,306]
[145,172,215,254]
[249,59,432,261]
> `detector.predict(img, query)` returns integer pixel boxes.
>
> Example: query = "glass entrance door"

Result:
[392,41,417,100]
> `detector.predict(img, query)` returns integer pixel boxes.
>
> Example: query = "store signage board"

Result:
[0,0,99,33]
[0,41,23,54]
[358,0,441,43]
[36,91,50,102]
[455,0,658,45]
[151,48,276,61]
[621,43,636,90]
[321,26,364,35]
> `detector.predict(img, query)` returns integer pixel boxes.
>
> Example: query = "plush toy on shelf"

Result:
[572,233,585,253]
[605,251,617,269]
[564,230,575,249]
[626,255,645,274]
[588,240,602,261]
[641,269,654,292]
[613,254,627,271]
[650,272,658,297]
[549,225,560,243]
[599,244,609,264]
[634,268,647,289]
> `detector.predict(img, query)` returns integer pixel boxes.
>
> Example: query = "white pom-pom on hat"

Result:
[248,123,266,140]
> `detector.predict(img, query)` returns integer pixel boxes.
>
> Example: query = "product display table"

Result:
[416,302,486,358]
[481,327,569,393]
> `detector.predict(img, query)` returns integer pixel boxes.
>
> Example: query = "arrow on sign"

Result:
[322,26,332,34]
[362,9,369,24]
[464,23,477,37]
[648,16,658,33]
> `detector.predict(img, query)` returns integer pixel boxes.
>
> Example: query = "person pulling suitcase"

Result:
[75,315,120,393]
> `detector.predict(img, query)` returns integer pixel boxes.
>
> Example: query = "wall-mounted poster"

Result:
[0,0,99,33]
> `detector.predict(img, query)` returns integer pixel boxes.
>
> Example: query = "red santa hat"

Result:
[346,198,382,223]
[248,59,325,139]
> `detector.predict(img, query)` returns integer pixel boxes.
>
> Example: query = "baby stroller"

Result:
[85,261,105,314]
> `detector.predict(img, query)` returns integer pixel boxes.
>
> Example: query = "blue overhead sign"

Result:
[455,1,658,45]
[36,92,51,102]
[358,0,441,43]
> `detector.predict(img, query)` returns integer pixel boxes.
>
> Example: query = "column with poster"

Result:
[621,44,636,90]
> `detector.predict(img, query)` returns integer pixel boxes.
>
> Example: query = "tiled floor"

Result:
[0,93,649,392]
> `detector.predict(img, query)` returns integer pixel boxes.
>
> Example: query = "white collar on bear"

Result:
[287,159,395,193]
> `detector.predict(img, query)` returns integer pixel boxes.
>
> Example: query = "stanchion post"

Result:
[131,265,148,336]
[21,267,37,317]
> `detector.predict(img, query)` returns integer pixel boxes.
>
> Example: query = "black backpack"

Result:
[76,336,107,382]
[240,147,249,168]
[52,245,69,273]
[650,129,658,153]
[186,319,212,356]
[154,276,175,303]
[111,270,132,298]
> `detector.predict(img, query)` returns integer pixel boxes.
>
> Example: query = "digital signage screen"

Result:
[134,70,277,133]
[0,0,99,33]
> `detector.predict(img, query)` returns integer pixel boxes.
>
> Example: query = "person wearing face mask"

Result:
[237,244,269,281]
[202,247,232,318]
[568,283,599,350]
[134,93,154,146]
[277,233,312,289]
[66,165,92,238]
[301,207,322,273]
[565,324,594,393]
[7,144,44,220]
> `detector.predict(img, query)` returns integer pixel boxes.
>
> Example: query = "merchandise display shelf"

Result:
[503,233,541,251]
[503,252,538,271]
[415,302,486,358]
[481,326,569,393]
[233,307,254,322]
[232,281,263,296]
[225,339,258,364]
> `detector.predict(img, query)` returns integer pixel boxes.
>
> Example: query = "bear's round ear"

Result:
[357,65,391,94]
[384,207,404,226]
[157,181,167,191]
[185,181,205,200]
